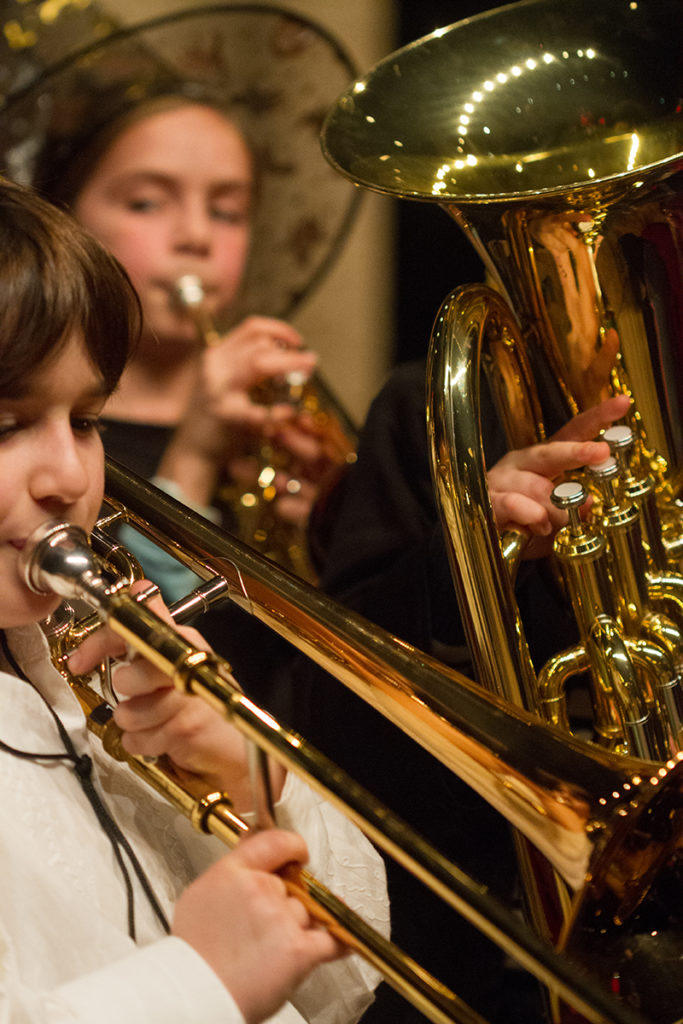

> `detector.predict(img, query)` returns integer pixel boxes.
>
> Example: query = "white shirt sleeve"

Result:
[173,770,389,1024]
[0,935,244,1024]
[273,773,390,1024]
[0,629,388,1024]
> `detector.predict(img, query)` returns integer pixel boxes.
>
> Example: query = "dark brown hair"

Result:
[0,176,141,397]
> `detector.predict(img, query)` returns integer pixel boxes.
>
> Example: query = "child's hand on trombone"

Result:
[173,828,344,1024]
[67,583,285,811]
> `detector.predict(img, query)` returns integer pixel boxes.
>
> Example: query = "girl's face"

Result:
[0,333,107,628]
[73,103,253,353]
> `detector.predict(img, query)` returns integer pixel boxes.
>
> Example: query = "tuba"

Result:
[319,0,683,1015]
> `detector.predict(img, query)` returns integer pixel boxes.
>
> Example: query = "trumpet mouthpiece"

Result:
[174,274,205,310]
[172,276,221,347]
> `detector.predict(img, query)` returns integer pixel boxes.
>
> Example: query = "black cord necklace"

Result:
[0,629,170,940]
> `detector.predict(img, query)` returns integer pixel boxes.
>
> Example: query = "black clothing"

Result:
[289,360,567,1023]
[100,418,298,718]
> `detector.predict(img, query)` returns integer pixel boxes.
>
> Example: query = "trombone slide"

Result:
[23,471,683,1024]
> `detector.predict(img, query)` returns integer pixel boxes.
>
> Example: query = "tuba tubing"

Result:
[25,458,683,1024]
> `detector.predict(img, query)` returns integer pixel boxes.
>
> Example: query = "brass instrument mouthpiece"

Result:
[21,520,93,596]
[174,274,205,310]
[21,519,125,607]
[173,275,221,347]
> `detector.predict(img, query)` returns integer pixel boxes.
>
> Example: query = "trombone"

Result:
[21,458,683,1024]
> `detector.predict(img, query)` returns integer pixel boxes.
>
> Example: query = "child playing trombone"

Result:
[0,176,387,1024]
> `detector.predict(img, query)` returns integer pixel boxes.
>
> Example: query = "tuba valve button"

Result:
[588,456,619,481]
[552,480,587,536]
[603,424,633,453]
[551,480,586,510]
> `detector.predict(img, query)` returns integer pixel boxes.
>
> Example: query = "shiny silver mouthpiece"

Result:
[20,520,121,608]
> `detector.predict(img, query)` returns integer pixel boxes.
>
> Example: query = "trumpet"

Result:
[173,274,358,582]
[21,458,683,1024]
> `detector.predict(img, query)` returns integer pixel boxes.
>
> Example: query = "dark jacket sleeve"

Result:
[289,361,534,1022]
[319,359,468,658]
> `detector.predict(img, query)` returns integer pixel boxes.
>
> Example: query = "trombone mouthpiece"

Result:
[20,520,117,608]
[20,520,96,597]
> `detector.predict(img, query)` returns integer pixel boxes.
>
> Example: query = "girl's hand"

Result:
[156,316,317,507]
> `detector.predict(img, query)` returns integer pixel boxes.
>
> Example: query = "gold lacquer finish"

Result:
[321,0,683,463]
[321,0,683,1017]
[22,463,683,1024]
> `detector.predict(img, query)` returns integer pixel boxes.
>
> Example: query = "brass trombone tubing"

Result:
[68,674,468,1024]
[30,508,649,1024]
[94,458,683,1024]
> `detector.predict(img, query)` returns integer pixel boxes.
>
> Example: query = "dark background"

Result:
[393,1,495,364]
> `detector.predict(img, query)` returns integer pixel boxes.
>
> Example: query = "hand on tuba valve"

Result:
[319,1,683,1017]
[25,475,683,1024]
[174,274,357,582]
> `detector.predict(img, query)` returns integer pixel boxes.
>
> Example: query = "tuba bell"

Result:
[320,0,683,1015]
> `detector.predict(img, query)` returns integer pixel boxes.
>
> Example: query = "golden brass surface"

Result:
[24,462,683,1023]
[320,0,683,1017]
[322,0,683,462]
